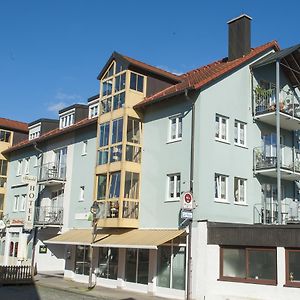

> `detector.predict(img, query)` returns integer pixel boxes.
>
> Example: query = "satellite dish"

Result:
[0,220,6,230]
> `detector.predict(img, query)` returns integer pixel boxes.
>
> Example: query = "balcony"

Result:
[253,86,300,131]
[253,201,300,225]
[35,206,63,226]
[254,145,300,180]
[37,162,66,186]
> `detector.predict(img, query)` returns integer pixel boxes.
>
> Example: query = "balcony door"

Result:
[262,134,284,166]
[54,147,67,179]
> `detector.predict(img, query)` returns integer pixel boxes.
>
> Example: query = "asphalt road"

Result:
[0,284,103,300]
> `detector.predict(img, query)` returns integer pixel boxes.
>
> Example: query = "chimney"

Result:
[227,14,252,61]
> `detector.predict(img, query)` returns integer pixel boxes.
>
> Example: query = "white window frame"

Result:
[167,173,181,201]
[168,115,182,142]
[234,177,247,204]
[215,114,229,143]
[20,194,27,211]
[89,103,99,119]
[215,173,228,202]
[24,158,30,175]
[16,160,22,176]
[79,186,85,201]
[234,120,247,147]
[82,140,88,156]
[13,195,19,212]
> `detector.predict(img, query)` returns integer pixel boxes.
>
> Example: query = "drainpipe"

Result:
[276,60,282,224]
[31,142,43,275]
[185,88,195,300]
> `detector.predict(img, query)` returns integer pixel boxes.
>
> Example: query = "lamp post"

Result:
[88,201,100,289]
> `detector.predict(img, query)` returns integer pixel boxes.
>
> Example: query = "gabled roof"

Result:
[3,117,97,155]
[0,117,28,133]
[134,41,280,109]
[97,51,181,83]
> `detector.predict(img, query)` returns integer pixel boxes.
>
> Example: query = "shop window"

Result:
[97,174,107,200]
[124,172,139,199]
[125,249,149,284]
[75,245,90,275]
[157,245,186,290]
[285,249,300,287]
[127,117,141,144]
[98,247,118,280]
[220,247,277,284]
[130,72,144,92]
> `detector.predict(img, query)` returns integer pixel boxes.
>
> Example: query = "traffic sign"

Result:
[181,192,193,210]
[181,210,193,219]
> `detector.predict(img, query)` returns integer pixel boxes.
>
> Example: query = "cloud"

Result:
[156,65,184,76]
[55,91,81,101]
[47,102,67,113]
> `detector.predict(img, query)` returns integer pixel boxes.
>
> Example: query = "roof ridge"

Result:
[0,117,27,126]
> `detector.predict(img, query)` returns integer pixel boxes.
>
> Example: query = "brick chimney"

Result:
[227,14,252,61]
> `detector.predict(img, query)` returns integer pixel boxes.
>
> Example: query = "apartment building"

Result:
[1,103,97,270]
[134,15,300,300]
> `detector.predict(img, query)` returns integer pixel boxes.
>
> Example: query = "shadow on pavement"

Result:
[0,282,41,300]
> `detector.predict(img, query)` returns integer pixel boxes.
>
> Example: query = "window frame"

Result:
[215,173,229,203]
[234,120,247,147]
[285,248,300,287]
[13,195,19,212]
[20,194,27,211]
[220,246,277,285]
[168,115,183,143]
[79,186,85,202]
[130,72,144,93]
[215,114,229,143]
[82,140,88,156]
[167,173,181,201]
[16,160,22,176]
[234,177,247,204]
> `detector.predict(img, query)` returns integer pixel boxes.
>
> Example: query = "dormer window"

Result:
[28,123,42,141]
[60,113,74,129]
[89,103,99,119]
[29,131,40,140]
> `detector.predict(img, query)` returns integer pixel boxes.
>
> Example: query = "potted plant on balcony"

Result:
[254,148,264,168]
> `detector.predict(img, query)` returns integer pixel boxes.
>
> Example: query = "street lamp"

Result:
[88,201,100,289]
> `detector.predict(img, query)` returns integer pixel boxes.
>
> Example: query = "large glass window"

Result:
[130,72,144,92]
[115,73,126,92]
[157,245,186,290]
[97,174,107,200]
[113,92,125,110]
[98,247,118,280]
[112,118,123,144]
[98,148,109,165]
[100,97,112,115]
[0,160,7,176]
[126,145,141,163]
[75,245,90,275]
[99,122,110,147]
[125,249,149,284]
[0,130,11,143]
[124,172,139,199]
[109,172,121,198]
[0,177,6,188]
[127,117,141,144]
[102,79,113,97]
[220,247,276,284]
[122,201,139,219]
[286,249,300,287]
[110,145,122,163]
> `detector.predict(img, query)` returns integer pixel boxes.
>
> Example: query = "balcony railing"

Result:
[254,145,300,173]
[254,202,300,224]
[254,86,300,118]
[37,162,66,182]
[35,206,63,225]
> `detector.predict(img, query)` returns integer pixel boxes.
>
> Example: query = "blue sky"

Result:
[1,0,299,123]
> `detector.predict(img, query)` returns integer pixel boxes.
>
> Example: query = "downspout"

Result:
[185,88,195,300]
[31,142,43,275]
[276,60,282,224]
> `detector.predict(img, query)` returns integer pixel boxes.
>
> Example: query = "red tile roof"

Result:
[3,117,97,155]
[135,41,280,109]
[0,117,28,133]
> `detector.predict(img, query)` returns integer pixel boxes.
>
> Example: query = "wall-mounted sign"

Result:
[39,245,47,254]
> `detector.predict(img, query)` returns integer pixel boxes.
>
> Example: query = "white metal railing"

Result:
[37,162,66,182]
[254,145,300,172]
[35,206,63,225]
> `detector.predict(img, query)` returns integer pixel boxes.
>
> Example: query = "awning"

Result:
[44,229,109,246]
[93,229,186,249]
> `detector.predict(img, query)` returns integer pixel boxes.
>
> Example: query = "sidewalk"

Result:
[35,273,171,300]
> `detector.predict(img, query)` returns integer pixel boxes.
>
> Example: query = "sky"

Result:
[1,0,300,123]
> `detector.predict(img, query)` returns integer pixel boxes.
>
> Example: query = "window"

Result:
[215,174,228,202]
[157,244,186,290]
[0,130,11,143]
[24,158,29,175]
[82,140,88,155]
[100,97,112,115]
[110,145,122,162]
[13,195,19,212]
[125,249,149,284]
[286,249,300,287]
[167,174,181,200]
[0,177,6,188]
[126,145,141,163]
[127,117,141,144]
[98,148,109,165]
[0,160,7,176]
[102,79,113,97]
[0,194,4,214]
[215,114,229,142]
[124,172,139,199]
[169,116,182,142]
[98,247,118,280]
[99,122,110,147]
[17,160,22,176]
[220,247,277,284]
[130,72,144,92]
[234,120,246,146]
[113,92,125,110]
[29,131,40,140]
[60,113,74,129]
[122,201,139,219]
[89,104,99,118]
[75,245,90,275]
[79,186,85,201]
[111,118,123,144]
[97,174,107,200]
[20,194,27,211]
[109,172,121,198]
[234,177,246,203]
[114,73,126,92]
